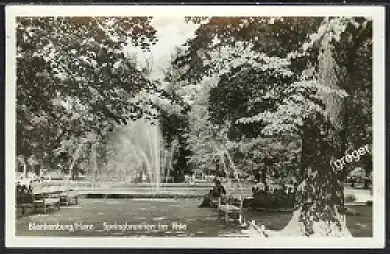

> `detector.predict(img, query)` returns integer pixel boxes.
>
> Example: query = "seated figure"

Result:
[199,179,226,208]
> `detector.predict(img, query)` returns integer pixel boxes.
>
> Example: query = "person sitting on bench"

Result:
[199,178,226,208]
[211,179,226,198]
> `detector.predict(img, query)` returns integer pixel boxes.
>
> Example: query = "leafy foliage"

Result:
[170,16,372,236]
[17,17,158,171]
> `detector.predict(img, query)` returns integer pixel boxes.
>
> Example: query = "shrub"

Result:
[344,194,356,203]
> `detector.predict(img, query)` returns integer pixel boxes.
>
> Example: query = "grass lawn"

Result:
[16,198,372,237]
[345,205,372,237]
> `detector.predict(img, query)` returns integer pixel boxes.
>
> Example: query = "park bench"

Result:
[32,186,61,214]
[218,204,242,221]
[16,203,34,218]
[217,196,243,223]
[60,189,79,206]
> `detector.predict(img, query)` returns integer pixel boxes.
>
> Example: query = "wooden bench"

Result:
[32,189,61,214]
[17,203,34,217]
[60,190,79,206]
[217,197,243,223]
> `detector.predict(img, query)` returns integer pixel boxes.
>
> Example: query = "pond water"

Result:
[16,198,371,237]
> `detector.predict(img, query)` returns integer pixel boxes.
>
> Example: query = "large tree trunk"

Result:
[280,32,352,237]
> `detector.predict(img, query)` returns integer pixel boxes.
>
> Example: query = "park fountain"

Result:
[103,117,164,193]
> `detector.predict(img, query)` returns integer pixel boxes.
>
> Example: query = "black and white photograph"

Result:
[5,5,385,248]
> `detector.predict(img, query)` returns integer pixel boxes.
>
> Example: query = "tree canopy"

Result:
[17,17,158,170]
[170,16,373,236]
